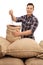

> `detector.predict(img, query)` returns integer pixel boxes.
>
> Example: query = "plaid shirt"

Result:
[16,14,38,39]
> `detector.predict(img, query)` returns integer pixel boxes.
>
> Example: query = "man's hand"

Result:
[12,31,21,37]
[9,9,13,16]
[9,10,16,21]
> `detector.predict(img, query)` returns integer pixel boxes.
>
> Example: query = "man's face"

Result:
[26,5,34,15]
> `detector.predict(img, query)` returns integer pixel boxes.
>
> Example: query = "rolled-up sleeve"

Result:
[31,18,38,33]
[16,16,24,22]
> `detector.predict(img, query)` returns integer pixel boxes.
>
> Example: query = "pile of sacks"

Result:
[0,25,43,65]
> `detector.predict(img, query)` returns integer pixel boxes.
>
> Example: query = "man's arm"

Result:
[9,10,17,21]
[12,30,32,37]
[9,10,23,22]
[19,30,32,36]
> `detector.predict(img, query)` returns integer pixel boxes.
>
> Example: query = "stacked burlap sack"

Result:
[6,25,21,43]
[0,36,43,65]
[0,57,24,65]
[6,38,43,58]
[25,58,43,65]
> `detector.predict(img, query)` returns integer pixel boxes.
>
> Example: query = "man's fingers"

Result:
[9,10,13,15]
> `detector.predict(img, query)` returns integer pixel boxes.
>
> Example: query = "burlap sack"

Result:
[6,25,21,43]
[0,37,10,58]
[25,58,43,65]
[0,57,24,65]
[6,38,43,58]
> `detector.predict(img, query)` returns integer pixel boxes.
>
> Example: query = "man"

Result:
[9,3,38,40]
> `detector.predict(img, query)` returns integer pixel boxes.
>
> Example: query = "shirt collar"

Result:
[26,14,33,18]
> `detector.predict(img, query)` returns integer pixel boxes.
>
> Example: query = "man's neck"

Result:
[27,14,32,17]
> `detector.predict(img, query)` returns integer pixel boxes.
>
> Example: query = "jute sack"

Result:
[0,57,24,65]
[6,38,43,58]
[25,58,43,65]
[0,37,10,58]
[6,25,21,43]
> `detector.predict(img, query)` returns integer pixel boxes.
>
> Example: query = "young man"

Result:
[9,3,38,40]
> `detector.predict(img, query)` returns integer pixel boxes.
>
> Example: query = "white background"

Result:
[0,0,43,43]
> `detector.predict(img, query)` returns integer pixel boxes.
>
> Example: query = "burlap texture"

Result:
[25,58,43,65]
[6,38,43,58]
[39,41,43,48]
[0,57,24,65]
[36,41,43,59]
[0,37,10,58]
[6,25,21,43]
